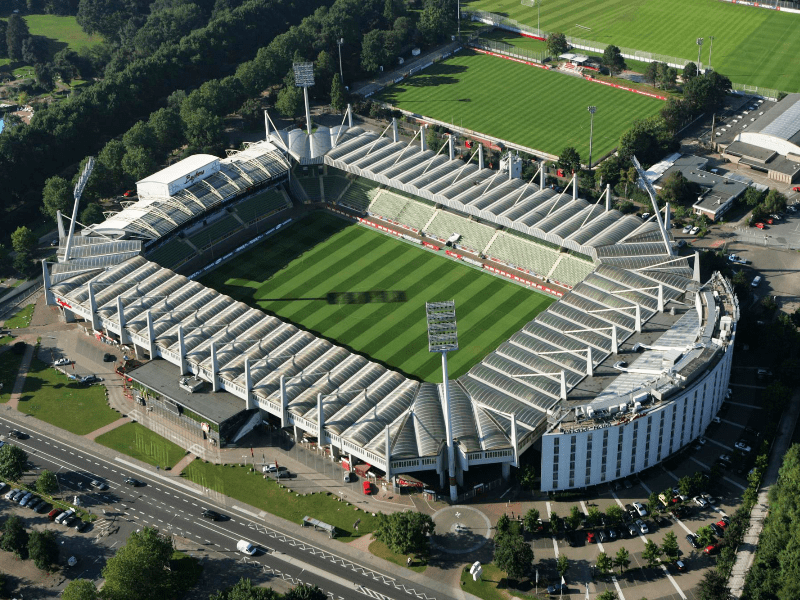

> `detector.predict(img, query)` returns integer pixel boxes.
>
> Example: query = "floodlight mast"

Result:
[63,156,95,261]
[293,62,315,136]
[426,300,459,502]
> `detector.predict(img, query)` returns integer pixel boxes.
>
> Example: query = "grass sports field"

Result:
[0,15,99,67]
[202,212,554,381]
[464,0,800,92]
[376,49,663,159]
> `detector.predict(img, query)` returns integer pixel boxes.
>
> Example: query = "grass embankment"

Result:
[0,350,24,403]
[368,538,428,573]
[4,304,34,329]
[182,460,379,543]
[17,358,119,435]
[96,422,186,469]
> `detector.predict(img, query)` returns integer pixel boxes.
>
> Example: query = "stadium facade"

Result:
[43,126,738,494]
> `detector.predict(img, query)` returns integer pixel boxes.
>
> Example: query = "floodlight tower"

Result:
[708,36,715,70]
[426,300,459,502]
[696,38,704,70]
[587,106,597,169]
[293,62,315,136]
[63,156,95,262]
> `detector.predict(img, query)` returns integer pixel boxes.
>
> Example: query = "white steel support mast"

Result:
[63,157,95,262]
[426,300,459,502]
[293,62,315,136]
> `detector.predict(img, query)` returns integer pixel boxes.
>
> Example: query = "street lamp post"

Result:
[708,36,715,70]
[337,38,345,86]
[587,106,597,169]
[696,38,704,70]
[538,0,541,37]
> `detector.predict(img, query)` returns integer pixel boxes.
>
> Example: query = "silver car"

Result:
[19,492,33,506]
[636,519,649,534]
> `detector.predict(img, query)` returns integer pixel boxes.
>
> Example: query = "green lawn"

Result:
[201,212,553,381]
[464,0,800,92]
[96,422,186,469]
[17,358,120,435]
[3,304,34,329]
[460,563,545,600]
[368,538,427,573]
[182,460,378,542]
[376,50,663,160]
[0,350,24,403]
[23,15,101,54]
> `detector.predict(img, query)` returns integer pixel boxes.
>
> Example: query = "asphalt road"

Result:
[0,415,447,600]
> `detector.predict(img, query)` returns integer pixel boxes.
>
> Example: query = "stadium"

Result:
[41,117,738,496]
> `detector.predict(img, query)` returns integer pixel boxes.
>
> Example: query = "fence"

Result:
[717,0,800,12]
[732,82,783,102]
[0,276,43,320]
[469,36,547,65]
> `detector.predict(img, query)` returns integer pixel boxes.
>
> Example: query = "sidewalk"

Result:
[85,416,131,441]
[728,387,800,598]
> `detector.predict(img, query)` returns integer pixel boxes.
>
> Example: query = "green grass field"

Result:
[0,350,24,403]
[182,460,378,542]
[96,422,186,469]
[18,358,120,435]
[465,0,800,92]
[3,304,34,329]
[23,15,100,54]
[201,212,553,381]
[376,49,663,159]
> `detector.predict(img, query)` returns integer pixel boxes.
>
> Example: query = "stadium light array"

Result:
[293,62,315,88]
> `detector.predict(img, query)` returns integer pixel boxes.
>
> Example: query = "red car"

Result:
[123,190,135,197]
[755,222,765,229]
[716,520,728,530]
[362,481,371,495]
[586,531,596,543]
[704,544,719,555]
[792,186,800,192]
[765,218,774,225]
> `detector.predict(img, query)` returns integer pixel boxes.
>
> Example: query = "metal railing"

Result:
[732,82,783,102]
[469,36,547,64]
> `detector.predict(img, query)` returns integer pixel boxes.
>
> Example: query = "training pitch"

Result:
[376,49,663,159]
[201,211,554,381]
[465,0,800,93]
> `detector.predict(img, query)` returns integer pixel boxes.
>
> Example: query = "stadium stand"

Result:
[338,179,380,213]
[484,232,561,276]
[145,238,196,269]
[396,198,436,231]
[188,215,242,249]
[368,190,405,220]
[322,175,350,203]
[549,255,596,287]
[298,175,322,202]
[233,189,290,224]
[425,211,496,253]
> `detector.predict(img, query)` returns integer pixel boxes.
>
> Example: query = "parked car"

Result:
[720,515,730,525]
[586,531,596,543]
[675,560,687,572]
[716,520,728,531]
[343,472,354,483]
[276,470,291,479]
[755,222,765,229]
[735,441,752,453]
[55,509,75,524]
[48,509,63,521]
[636,519,649,534]
[686,533,700,549]
[11,490,25,502]
[690,226,700,235]
[792,186,800,192]
[682,225,692,233]
[18,492,33,506]
[54,358,70,366]
[632,502,648,517]
[81,375,101,384]
[719,454,732,463]
[4,488,19,500]
[653,515,671,527]
[728,254,747,264]
[123,190,135,197]
[704,544,719,555]
[362,481,371,495]
[710,522,725,537]
[27,497,42,510]
[103,353,115,362]
[627,522,639,536]
[547,584,567,595]
[693,496,709,508]
[0,482,7,494]
[641,213,651,220]
[75,520,90,532]
[63,515,79,527]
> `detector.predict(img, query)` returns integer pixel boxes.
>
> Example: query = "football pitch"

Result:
[376,49,663,159]
[464,0,800,93]
[201,212,554,381]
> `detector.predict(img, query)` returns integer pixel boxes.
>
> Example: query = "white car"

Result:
[735,442,752,453]
[727,254,747,265]
[237,540,257,555]
[54,358,70,366]
[690,226,700,235]
[693,496,709,507]
[682,225,692,233]
[636,519,649,534]
[641,213,651,220]
[633,502,648,517]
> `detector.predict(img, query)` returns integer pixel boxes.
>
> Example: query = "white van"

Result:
[751,275,761,288]
[237,540,257,555]
[55,508,75,524]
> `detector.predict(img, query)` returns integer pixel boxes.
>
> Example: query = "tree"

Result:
[34,61,56,90]
[683,71,732,114]
[36,470,58,496]
[62,580,99,600]
[742,187,765,207]
[557,146,581,174]
[101,527,174,600]
[587,506,602,527]
[331,73,346,113]
[373,511,435,557]
[764,189,787,214]
[661,531,679,560]
[1,515,29,558]
[658,170,701,207]
[13,252,32,276]
[81,203,105,225]
[566,505,582,531]
[0,442,28,481]
[210,578,278,600]
[661,97,688,133]
[0,20,6,59]
[121,146,157,182]
[696,525,716,549]
[418,0,453,44]
[606,505,624,526]
[522,508,540,533]
[683,62,698,81]
[556,554,569,579]
[41,175,73,222]
[546,32,568,57]
[6,14,30,61]
[596,551,613,576]
[644,61,659,86]
[361,29,389,73]
[496,513,511,534]
[122,121,157,152]
[275,71,303,119]
[642,539,662,568]
[28,530,59,570]
[602,45,626,76]
[618,116,678,167]
[597,592,618,600]
[698,570,730,600]
[614,547,630,574]
[596,155,622,188]
[284,584,326,600]
[493,531,533,583]
[21,36,48,65]
[549,512,560,535]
